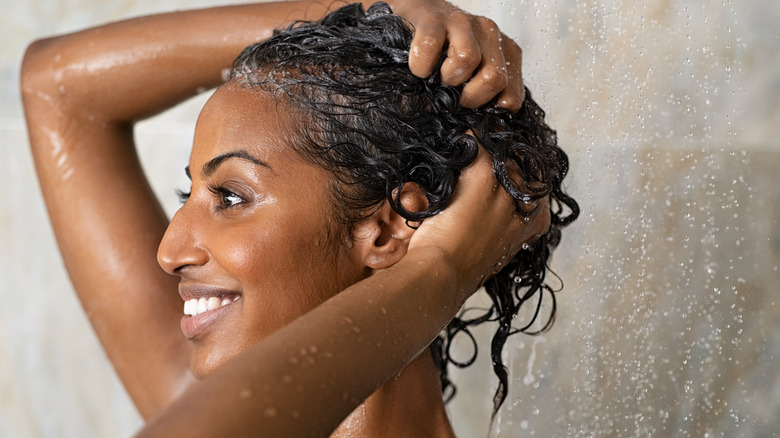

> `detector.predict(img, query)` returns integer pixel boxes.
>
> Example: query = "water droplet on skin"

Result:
[281,374,293,384]
[263,407,278,418]
[238,389,253,399]
[522,242,530,250]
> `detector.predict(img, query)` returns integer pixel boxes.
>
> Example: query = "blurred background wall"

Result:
[1,0,777,436]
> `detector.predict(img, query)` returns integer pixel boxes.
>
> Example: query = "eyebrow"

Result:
[183,150,271,180]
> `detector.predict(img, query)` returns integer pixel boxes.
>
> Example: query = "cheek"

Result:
[222,222,348,319]
[220,227,269,274]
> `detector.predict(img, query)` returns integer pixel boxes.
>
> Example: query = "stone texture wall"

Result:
[1,0,777,436]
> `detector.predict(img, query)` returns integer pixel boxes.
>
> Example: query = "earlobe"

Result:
[352,183,428,270]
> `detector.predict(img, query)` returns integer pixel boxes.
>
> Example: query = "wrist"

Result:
[401,245,470,308]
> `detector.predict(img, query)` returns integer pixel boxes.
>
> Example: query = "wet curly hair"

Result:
[229,1,579,419]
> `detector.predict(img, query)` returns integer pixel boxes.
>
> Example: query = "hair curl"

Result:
[230,1,579,420]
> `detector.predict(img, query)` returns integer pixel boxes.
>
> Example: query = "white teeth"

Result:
[183,296,238,316]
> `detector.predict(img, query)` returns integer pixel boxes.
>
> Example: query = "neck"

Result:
[330,349,455,438]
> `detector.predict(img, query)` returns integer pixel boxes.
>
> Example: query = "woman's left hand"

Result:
[385,0,525,112]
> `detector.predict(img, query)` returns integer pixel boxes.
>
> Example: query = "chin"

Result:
[189,344,241,380]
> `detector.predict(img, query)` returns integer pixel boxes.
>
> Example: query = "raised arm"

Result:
[20,2,339,419]
[20,0,524,423]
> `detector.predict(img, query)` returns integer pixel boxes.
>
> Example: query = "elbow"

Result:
[21,39,52,96]
[20,37,72,109]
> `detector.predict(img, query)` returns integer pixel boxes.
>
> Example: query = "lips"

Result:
[179,284,241,339]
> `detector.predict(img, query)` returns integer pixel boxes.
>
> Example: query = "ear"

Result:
[350,183,429,270]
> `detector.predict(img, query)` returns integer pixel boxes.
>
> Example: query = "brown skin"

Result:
[21,1,538,436]
[157,85,364,379]
[158,83,462,437]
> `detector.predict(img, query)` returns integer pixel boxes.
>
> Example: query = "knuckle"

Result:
[503,37,521,53]
[452,49,481,70]
[413,35,440,56]
[449,12,474,28]
[499,95,523,113]
[475,17,500,35]
[480,67,509,91]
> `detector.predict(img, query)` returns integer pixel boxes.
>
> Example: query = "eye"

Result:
[175,188,191,205]
[208,184,245,211]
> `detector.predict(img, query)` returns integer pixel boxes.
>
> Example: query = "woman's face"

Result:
[157,83,367,378]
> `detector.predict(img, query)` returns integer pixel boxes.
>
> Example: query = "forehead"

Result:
[191,83,296,167]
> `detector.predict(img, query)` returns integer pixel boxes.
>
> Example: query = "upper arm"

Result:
[21,38,194,419]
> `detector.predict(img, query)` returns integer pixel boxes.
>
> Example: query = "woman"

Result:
[21,1,577,436]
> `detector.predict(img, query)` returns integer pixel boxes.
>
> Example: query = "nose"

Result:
[157,203,209,275]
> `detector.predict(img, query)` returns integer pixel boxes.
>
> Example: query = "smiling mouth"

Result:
[184,295,241,317]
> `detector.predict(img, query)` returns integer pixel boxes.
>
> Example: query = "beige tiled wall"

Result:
[2,0,778,436]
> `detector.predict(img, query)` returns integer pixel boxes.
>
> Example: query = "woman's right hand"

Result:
[408,147,551,303]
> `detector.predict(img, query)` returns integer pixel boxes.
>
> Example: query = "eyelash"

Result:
[174,185,245,211]
[175,188,190,204]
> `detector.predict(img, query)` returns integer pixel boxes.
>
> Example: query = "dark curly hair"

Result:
[229,1,579,420]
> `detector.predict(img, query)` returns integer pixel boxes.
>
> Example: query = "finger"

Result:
[495,37,525,112]
[438,14,482,86]
[459,18,509,108]
[408,16,447,78]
